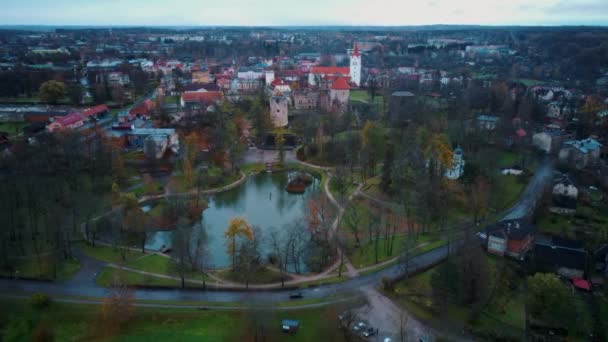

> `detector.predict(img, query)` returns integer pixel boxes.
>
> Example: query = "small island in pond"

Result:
[285,172,313,194]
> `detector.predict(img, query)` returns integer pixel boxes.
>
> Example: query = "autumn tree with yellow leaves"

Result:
[225,217,254,271]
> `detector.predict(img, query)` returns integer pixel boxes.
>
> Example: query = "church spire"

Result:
[352,41,360,57]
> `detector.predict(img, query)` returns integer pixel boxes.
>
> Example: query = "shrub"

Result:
[32,320,54,342]
[30,293,51,310]
[381,277,394,292]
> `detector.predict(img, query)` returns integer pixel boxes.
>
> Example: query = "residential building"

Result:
[126,128,179,159]
[46,112,84,132]
[558,137,602,169]
[477,114,500,131]
[180,91,223,107]
[482,219,535,260]
[535,235,588,279]
[81,104,109,121]
[532,130,574,154]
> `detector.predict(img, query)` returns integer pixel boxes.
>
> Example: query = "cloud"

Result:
[0,0,607,26]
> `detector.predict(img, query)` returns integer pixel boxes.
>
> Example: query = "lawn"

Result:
[215,267,287,285]
[490,174,527,211]
[0,257,80,281]
[96,267,185,287]
[0,121,29,137]
[0,298,348,341]
[240,162,265,174]
[347,233,446,268]
[80,244,145,264]
[536,203,608,239]
[124,254,209,281]
[163,95,180,105]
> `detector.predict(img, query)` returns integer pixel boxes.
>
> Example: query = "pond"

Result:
[144,171,321,270]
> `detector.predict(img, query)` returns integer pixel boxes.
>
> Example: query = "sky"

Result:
[2,0,608,26]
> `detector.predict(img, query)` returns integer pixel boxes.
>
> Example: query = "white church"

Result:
[307,42,362,87]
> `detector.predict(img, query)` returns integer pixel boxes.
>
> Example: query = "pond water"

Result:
[144,171,321,269]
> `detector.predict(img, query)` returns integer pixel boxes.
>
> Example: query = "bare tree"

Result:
[170,218,191,288]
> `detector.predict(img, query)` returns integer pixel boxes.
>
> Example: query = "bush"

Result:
[381,277,394,292]
[30,293,51,310]
[32,320,54,342]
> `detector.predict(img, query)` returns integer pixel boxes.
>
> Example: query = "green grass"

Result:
[296,275,348,288]
[0,122,29,137]
[536,203,608,239]
[0,297,348,341]
[0,257,80,281]
[96,267,184,287]
[491,175,527,211]
[163,95,180,105]
[124,254,209,280]
[215,267,286,285]
[348,233,446,268]
[240,162,265,174]
[80,244,145,264]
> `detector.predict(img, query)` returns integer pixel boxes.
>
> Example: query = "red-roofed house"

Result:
[180,91,224,107]
[270,77,291,93]
[309,66,350,86]
[81,104,109,121]
[46,112,84,132]
[129,99,155,120]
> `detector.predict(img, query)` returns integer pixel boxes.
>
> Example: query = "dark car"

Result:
[289,291,303,299]
[363,327,378,337]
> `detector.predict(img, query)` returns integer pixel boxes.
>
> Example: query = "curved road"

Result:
[0,155,554,305]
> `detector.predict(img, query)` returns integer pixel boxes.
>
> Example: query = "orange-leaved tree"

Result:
[225,217,254,271]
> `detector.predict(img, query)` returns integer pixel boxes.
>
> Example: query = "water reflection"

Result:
[145,171,320,270]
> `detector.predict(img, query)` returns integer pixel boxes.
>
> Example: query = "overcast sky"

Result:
[2,0,608,26]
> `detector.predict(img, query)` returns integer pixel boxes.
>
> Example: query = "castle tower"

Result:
[349,42,362,87]
[269,90,289,127]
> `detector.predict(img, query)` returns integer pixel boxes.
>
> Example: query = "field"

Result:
[0,297,348,341]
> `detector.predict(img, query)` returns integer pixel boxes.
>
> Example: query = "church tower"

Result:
[349,42,362,87]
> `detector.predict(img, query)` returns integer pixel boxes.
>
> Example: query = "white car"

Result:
[352,322,366,331]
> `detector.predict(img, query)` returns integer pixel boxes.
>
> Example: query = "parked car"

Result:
[288,291,303,299]
[363,327,378,337]
[338,311,351,321]
[352,322,366,332]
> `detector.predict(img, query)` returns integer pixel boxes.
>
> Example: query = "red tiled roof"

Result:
[516,128,527,137]
[82,104,109,118]
[55,112,83,126]
[271,77,287,86]
[310,66,350,75]
[573,278,590,291]
[129,99,155,116]
[331,77,350,90]
[181,91,223,104]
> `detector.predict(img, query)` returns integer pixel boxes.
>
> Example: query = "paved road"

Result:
[501,157,554,221]
[0,238,452,304]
